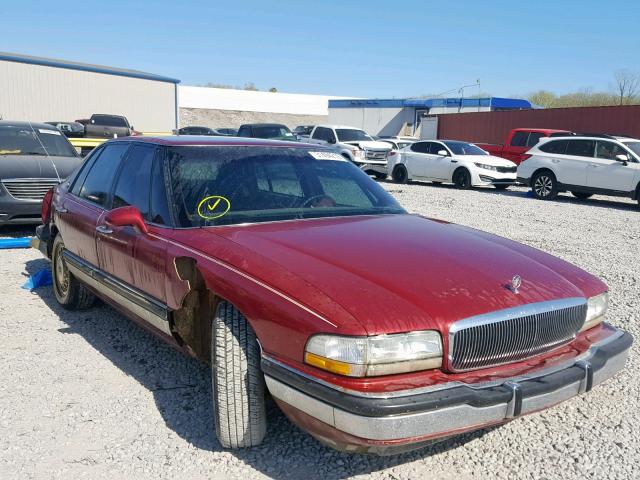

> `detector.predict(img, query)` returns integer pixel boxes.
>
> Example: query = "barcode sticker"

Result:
[308,151,345,161]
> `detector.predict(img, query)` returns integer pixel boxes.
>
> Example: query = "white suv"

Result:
[517,135,640,207]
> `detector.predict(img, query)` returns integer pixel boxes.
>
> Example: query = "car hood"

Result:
[342,141,392,151]
[0,154,82,180]
[199,214,604,336]
[461,154,516,167]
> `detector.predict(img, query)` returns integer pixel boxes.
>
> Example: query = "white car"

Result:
[517,134,640,206]
[390,140,518,189]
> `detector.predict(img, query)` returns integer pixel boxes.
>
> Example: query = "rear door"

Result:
[56,143,130,266]
[404,141,430,177]
[586,141,638,192]
[95,144,169,313]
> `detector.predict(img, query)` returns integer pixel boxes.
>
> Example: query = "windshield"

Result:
[442,141,488,156]
[252,126,294,139]
[0,124,78,157]
[166,146,405,227]
[336,129,373,142]
[622,141,640,158]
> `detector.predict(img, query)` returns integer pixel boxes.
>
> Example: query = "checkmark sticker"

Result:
[197,195,231,220]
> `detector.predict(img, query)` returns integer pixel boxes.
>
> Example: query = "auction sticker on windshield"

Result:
[197,195,231,220]
[308,151,346,161]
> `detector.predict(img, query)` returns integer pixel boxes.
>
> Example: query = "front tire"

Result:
[453,168,472,189]
[571,191,593,200]
[51,235,95,310]
[392,165,409,184]
[531,170,558,200]
[211,301,267,449]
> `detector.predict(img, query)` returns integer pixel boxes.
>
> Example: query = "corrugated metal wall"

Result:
[0,60,177,131]
[437,105,640,144]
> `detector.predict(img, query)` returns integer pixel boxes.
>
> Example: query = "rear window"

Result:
[539,140,569,154]
[92,116,128,127]
[251,125,293,139]
[0,124,78,157]
[510,131,529,147]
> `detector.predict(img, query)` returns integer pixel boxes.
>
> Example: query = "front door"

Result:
[587,141,639,193]
[95,144,169,333]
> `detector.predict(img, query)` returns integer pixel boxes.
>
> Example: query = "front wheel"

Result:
[571,191,593,200]
[453,169,472,189]
[532,171,558,200]
[51,235,95,310]
[212,301,267,448]
[392,165,409,184]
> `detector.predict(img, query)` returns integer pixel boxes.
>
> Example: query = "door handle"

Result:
[96,225,113,235]
[451,160,458,163]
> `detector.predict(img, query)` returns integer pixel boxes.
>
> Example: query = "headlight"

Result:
[580,292,608,332]
[352,148,364,159]
[304,331,443,377]
[474,163,499,171]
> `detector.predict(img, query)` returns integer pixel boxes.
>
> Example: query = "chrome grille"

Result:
[448,298,587,371]
[2,179,59,201]
[365,150,388,161]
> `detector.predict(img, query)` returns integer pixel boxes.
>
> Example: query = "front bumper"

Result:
[517,175,531,187]
[31,223,52,258]
[473,171,518,186]
[0,196,43,225]
[263,326,631,452]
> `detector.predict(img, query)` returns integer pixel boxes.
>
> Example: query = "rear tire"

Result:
[392,165,409,184]
[51,235,95,310]
[531,170,558,200]
[494,184,509,191]
[453,169,472,189]
[211,301,267,449]
[571,191,593,200]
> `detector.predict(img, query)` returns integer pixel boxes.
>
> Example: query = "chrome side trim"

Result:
[62,249,172,336]
[261,327,625,400]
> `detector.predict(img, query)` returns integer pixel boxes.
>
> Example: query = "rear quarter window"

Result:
[539,140,569,154]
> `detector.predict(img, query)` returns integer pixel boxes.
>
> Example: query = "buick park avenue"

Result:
[33,136,631,454]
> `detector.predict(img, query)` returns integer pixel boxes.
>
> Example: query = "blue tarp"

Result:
[22,268,53,290]
[0,237,32,249]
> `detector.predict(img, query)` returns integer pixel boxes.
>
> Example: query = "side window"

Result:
[78,144,130,207]
[595,141,627,160]
[566,140,595,158]
[312,127,329,141]
[326,129,337,143]
[111,145,156,217]
[238,126,250,137]
[410,142,429,153]
[510,131,529,147]
[150,157,171,225]
[428,143,446,155]
[527,132,545,147]
[70,147,104,195]
[539,140,568,154]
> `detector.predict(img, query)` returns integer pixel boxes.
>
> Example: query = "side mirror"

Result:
[437,150,448,156]
[615,154,629,165]
[105,206,148,234]
[328,138,336,144]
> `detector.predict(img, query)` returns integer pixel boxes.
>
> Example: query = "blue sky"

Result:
[2,0,639,98]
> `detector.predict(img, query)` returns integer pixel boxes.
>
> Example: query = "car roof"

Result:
[108,135,316,148]
[240,123,288,128]
[539,135,639,142]
[0,120,62,130]
[315,125,365,130]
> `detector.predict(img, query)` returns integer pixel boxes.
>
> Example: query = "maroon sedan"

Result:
[33,136,631,454]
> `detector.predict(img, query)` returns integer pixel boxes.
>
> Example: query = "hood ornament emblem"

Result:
[509,275,522,294]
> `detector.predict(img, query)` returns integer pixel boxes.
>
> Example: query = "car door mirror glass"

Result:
[105,206,148,234]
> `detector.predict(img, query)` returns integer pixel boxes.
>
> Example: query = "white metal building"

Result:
[328,97,533,138]
[0,52,180,132]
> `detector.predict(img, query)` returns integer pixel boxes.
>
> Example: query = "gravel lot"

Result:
[1,183,638,480]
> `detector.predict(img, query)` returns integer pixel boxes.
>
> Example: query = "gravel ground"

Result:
[0,184,638,480]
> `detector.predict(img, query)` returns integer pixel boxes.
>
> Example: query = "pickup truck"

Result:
[477,128,571,165]
[306,125,392,179]
[78,114,136,139]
